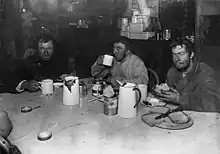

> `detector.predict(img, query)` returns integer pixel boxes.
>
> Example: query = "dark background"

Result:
[0,0,197,83]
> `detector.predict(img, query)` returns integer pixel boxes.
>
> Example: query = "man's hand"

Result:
[23,48,36,59]
[59,74,68,81]
[109,77,124,89]
[21,80,40,92]
[96,55,104,65]
[159,87,180,103]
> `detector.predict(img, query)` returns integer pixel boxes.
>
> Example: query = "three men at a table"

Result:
[0,35,220,153]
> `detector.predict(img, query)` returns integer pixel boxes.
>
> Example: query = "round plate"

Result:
[155,116,194,130]
[141,112,194,130]
[152,88,171,98]
[37,131,52,141]
[141,97,166,107]
[146,106,170,114]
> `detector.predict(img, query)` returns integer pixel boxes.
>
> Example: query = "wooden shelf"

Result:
[121,30,155,40]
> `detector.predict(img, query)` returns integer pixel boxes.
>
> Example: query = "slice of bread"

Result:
[168,111,189,124]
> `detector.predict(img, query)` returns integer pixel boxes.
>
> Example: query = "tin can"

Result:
[79,81,87,97]
[92,81,103,97]
[104,97,118,116]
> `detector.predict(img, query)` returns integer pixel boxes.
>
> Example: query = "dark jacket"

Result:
[0,45,76,93]
[166,61,220,112]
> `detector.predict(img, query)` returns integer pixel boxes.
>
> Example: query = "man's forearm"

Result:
[91,63,107,78]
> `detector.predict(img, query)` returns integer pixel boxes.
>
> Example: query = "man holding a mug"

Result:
[11,33,76,93]
[91,36,148,88]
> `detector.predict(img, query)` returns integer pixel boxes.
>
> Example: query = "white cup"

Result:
[39,79,54,95]
[102,55,113,66]
[138,84,148,103]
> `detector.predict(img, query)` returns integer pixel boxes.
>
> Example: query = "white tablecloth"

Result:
[0,87,220,154]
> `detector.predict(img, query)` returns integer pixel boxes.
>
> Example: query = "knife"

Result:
[154,106,183,120]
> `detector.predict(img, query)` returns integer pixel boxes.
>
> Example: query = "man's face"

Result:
[113,42,127,62]
[38,40,54,60]
[172,45,192,71]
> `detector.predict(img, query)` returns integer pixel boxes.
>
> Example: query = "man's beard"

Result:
[174,59,191,72]
[115,53,126,62]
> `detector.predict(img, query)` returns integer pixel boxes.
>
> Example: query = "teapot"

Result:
[63,76,79,106]
[118,83,141,118]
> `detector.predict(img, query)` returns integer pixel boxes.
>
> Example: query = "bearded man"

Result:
[160,37,220,112]
[91,36,148,88]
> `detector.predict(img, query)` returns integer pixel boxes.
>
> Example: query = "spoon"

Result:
[21,106,42,113]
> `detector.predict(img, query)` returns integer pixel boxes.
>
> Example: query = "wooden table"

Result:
[0,86,220,154]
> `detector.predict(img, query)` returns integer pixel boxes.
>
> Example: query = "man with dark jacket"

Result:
[160,37,220,112]
[0,34,76,93]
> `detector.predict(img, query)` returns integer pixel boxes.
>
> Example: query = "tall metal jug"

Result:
[118,83,141,118]
[63,76,79,106]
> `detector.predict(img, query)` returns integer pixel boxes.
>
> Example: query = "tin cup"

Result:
[79,81,87,97]
[102,55,113,67]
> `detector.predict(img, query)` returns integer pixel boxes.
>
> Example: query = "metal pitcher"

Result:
[118,83,141,118]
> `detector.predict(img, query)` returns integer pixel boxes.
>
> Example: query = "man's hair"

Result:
[38,33,55,44]
[113,36,131,50]
[170,37,195,55]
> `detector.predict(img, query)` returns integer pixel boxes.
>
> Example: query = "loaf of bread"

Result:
[103,85,115,98]
[168,111,189,124]
[146,97,166,106]
[155,83,170,93]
